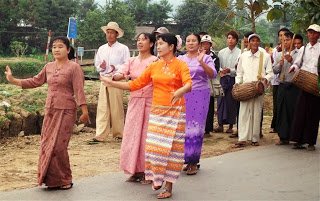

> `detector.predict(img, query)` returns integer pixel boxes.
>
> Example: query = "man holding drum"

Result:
[233,34,273,147]
[289,24,320,151]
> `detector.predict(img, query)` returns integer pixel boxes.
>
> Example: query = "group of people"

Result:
[4,20,319,200]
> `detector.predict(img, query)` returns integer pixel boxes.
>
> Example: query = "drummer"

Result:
[233,34,273,148]
[288,24,320,151]
[272,31,300,146]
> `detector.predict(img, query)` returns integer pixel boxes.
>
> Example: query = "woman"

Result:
[178,34,216,175]
[113,33,157,183]
[4,36,89,190]
[100,33,192,199]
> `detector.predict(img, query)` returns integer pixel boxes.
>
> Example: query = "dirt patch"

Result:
[0,115,279,192]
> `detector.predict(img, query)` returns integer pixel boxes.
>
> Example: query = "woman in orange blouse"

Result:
[5,36,89,190]
[101,33,192,199]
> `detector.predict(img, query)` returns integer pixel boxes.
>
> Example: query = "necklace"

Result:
[54,61,67,73]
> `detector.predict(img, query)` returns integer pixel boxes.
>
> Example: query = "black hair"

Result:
[68,46,75,60]
[157,33,177,53]
[226,30,239,42]
[136,32,156,55]
[198,31,208,36]
[187,33,201,44]
[244,31,254,38]
[51,36,75,60]
[51,36,70,49]
[294,34,303,42]
[277,28,290,36]
[284,31,294,39]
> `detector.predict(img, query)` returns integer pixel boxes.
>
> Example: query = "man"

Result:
[214,31,240,134]
[270,28,290,133]
[234,34,273,147]
[201,34,220,136]
[91,22,130,143]
[273,31,300,145]
[293,34,304,50]
[289,24,320,151]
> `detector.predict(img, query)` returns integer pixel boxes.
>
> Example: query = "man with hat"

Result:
[154,27,169,35]
[289,24,320,151]
[91,21,130,143]
[153,27,169,56]
[233,34,273,148]
[200,34,220,136]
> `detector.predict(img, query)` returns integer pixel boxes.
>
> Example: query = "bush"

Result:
[10,41,28,57]
[0,60,45,83]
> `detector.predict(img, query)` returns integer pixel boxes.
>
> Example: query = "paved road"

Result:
[0,145,319,201]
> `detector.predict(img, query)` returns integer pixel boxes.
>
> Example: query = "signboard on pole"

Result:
[67,17,77,39]
[77,47,84,63]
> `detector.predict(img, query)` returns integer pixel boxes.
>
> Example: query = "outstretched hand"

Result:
[100,75,113,87]
[4,65,13,82]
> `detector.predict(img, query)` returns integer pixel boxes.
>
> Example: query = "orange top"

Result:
[129,57,192,106]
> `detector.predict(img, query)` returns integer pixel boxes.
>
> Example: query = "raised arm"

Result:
[5,65,22,86]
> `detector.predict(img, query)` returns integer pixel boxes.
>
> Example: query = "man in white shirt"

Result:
[289,24,320,151]
[214,31,241,134]
[92,22,130,143]
[233,34,273,147]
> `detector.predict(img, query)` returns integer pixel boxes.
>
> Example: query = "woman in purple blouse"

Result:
[178,33,217,175]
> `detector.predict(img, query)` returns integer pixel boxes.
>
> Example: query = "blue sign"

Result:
[67,17,77,39]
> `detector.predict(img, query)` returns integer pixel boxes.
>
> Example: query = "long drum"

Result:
[232,81,264,101]
[292,69,319,96]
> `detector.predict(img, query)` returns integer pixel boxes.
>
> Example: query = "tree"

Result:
[125,0,150,25]
[268,0,320,33]
[78,0,135,49]
[203,0,270,32]
[77,9,106,49]
[76,0,98,21]
[146,0,172,26]
[174,0,228,38]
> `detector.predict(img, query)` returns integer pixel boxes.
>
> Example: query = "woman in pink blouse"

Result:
[112,33,157,183]
[5,36,89,190]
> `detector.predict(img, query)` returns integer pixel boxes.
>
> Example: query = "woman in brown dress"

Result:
[4,36,89,190]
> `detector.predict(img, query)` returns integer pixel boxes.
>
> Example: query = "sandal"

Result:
[232,142,246,148]
[126,173,144,182]
[87,138,103,145]
[225,128,233,133]
[183,164,190,171]
[157,187,172,199]
[251,142,260,146]
[152,182,163,191]
[47,183,73,190]
[292,143,305,149]
[114,136,122,142]
[275,140,289,145]
[186,164,197,175]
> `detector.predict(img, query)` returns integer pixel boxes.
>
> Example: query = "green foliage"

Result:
[10,41,28,57]
[146,0,172,26]
[0,60,44,83]
[78,0,136,49]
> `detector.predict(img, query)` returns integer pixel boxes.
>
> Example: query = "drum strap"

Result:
[257,51,263,80]
[300,46,306,67]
